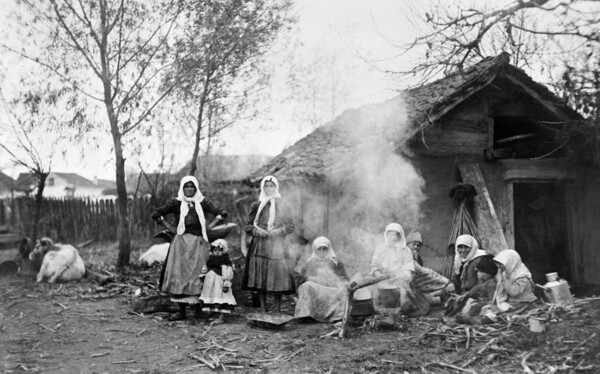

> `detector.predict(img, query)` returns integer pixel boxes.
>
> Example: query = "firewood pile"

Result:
[413,297,600,373]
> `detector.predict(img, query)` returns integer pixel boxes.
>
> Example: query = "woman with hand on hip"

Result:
[151,176,228,321]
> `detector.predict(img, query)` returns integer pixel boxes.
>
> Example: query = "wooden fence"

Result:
[0,183,256,244]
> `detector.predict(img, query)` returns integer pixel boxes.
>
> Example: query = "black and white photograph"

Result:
[1,0,599,373]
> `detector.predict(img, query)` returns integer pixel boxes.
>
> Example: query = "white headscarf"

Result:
[384,223,406,247]
[491,249,534,311]
[176,176,208,241]
[254,175,281,231]
[453,234,487,275]
[370,222,414,287]
[210,239,229,253]
[308,236,337,265]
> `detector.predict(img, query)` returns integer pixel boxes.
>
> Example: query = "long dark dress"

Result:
[152,198,228,302]
[242,200,295,294]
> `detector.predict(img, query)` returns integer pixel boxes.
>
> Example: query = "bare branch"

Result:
[50,0,103,78]
[0,44,103,102]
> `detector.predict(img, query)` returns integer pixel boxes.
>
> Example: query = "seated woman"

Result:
[406,230,424,266]
[294,236,349,322]
[456,249,537,325]
[370,223,415,318]
[446,234,487,295]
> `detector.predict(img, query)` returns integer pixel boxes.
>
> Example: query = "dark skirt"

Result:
[242,235,295,294]
[160,234,208,298]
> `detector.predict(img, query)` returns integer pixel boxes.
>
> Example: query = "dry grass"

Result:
[80,237,156,271]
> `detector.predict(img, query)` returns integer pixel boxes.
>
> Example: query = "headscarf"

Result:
[206,239,232,276]
[211,239,229,253]
[176,176,208,241]
[370,223,414,287]
[383,223,406,247]
[453,234,487,275]
[491,249,534,311]
[308,236,337,265]
[253,175,281,231]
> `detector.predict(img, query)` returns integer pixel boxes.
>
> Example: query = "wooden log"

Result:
[85,268,114,286]
[339,275,391,338]
[458,163,508,254]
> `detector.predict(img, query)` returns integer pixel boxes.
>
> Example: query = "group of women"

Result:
[152,174,538,325]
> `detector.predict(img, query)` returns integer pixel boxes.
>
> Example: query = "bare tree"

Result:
[399,0,600,82]
[391,0,600,167]
[0,89,69,242]
[165,0,294,177]
[2,0,192,268]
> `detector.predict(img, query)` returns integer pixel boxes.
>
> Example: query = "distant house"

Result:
[250,53,600,285]
[0,171,15,198]
[14,172,116,198]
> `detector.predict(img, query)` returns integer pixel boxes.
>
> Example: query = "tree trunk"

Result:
[189,75,211,177]
[31,171,48,242]
[189,100,205,177]
[114,133,131,270]
[105,98,131,269]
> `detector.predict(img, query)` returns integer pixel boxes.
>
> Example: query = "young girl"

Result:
[242,175,296,313]
[452,255,497,317]
[151,176,228,321]
[199,239,236,324]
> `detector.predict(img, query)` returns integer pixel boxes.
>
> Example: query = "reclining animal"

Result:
[138,243,169,266]
[29,238,86,283]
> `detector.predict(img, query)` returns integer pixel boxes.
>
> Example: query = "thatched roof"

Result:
[250,53,579,182]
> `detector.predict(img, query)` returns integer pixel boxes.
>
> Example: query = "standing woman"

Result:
[243,175,295,313]
[152,176,228,321]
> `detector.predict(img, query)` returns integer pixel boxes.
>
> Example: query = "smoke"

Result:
[310,263,347,289]
[322,94,426,273]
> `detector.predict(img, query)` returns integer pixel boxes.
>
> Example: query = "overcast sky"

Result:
[1,0,511,181]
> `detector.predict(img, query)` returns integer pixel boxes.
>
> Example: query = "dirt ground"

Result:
[2,245,600,374]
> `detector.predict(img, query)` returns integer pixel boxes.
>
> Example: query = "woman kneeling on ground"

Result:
[294,236,349,322]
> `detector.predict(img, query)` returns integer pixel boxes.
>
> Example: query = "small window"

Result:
[47,177,54,187]
[490,116,564,159]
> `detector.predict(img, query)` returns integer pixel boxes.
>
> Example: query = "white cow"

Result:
[29,238,86,283]
[138,243,169,266]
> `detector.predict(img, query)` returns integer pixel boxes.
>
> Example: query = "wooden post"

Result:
[505,181,515,249]
[458,163,508,254]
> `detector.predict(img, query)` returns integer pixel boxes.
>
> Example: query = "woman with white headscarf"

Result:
[152,176,228,321]
[446,234,487,295]
[491,249,537,310]
[294,236,349,322]
[242,175,295,313]
[455,249,537,325]
[369,223,416,316]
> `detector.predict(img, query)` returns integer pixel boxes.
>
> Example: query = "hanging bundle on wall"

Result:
[442,183,481,279]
